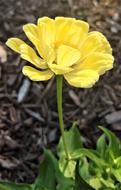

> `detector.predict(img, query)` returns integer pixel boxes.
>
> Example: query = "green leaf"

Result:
[112,168,121,183]
[71,148,107,169]
[89,177,102,189]
[33,184,48,190]
[114,156,121,167]
[79,158,90,180]
[74,163,95,190]
[99,127,121,159]
[116,183,121,190]
[54,157,75,190]
[96,134,107,158]
[100,178,115,189]
[59,157,76,178]
[58,124,82,157]
[99,189,110,190]
[57,184,74,190]
[35,149,56,190]
[37,149,74,190]
[0,181,32,190]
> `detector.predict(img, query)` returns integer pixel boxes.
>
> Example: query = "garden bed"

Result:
[0,0,121,183]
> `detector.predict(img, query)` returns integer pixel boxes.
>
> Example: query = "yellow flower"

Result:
[6,17,114,88]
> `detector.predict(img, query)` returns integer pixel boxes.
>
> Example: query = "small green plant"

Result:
[1,126,121,190]
[58,125,121,190]
[1,16,115,190]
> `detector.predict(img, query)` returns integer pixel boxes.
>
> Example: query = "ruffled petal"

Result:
[48,63,73,75]
[23,24,46,58]
[57,45,81,67]
[23,32,46,60]
[66,20,89,48]
[55,17,89,48]
[64,69,99,88]
[23,23,55,62]
[6,38,26,53]
[20,44,47,69]
[80,31,112,58]
[22,66,54,81]
[55,17,75,47]
[23,24,39,40]
[73,53,114,75]
[37,17,55,46]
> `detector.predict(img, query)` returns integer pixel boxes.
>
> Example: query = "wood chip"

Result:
[69,90,81,107]
[0,45,7,63]
[17,78,31,103]
[105,111,121,124]
[0,155,20,169]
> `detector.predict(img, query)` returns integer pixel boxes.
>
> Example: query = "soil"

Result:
[0,0,121,183]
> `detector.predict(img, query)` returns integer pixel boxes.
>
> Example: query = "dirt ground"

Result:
[0,0,121,183]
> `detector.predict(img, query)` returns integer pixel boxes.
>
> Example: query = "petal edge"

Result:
[22,66,54,81]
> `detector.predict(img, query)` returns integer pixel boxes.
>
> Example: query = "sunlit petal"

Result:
[23,24,46,59]
[37,17,55,46]
[20,44,47,69]
[73,53,114,75]
[64,69,99,88]
[55,17,75,46]
[22,66,54,81]
[23,24,39,40]
[55,17,89,48]
[48,63,73,75]
[66,20,89,48]
[6,17,114,86]
[80,31,112,58]
[6,38,26,53]
[23,23,55,62]
[57,45,81,67]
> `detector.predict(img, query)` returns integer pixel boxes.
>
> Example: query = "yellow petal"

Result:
[22,66,54,81]
[23,32,46,59]
[45,46,56,64]
[37,17,55,46]
[80,31,112,58]
[38,16,54,25]
[64,69,99,88]
[6,38,25,53]
[57,45,81,67]
[23,23,55,62]
[23,24,39,40]
[73,53,114,75]
[20,44,47,69]
[23,24,45,57]
[55,17,75,46]
[48,63,73,75]
[55,17,89,48]
[66,20,89,48]
[23,24,45,58]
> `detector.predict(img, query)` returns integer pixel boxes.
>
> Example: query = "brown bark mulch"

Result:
[0,0,121,183]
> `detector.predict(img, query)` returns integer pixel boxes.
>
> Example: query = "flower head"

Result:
[6,17,114,88]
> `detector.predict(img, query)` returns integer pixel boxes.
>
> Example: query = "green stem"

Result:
[56,75,69,160]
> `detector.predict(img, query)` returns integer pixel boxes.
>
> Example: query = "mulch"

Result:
[0,0,121,183]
